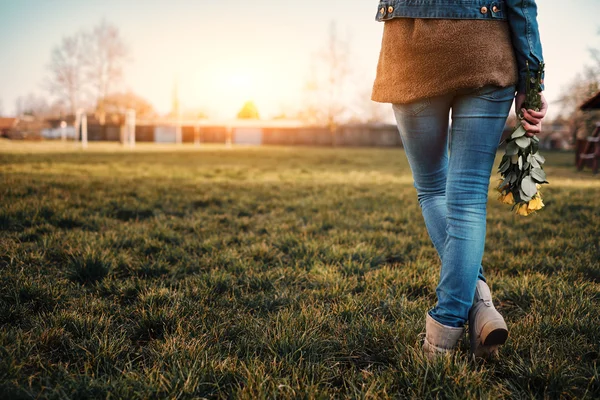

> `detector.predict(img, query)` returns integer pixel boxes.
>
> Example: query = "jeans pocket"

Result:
[392,97,431,116]
[475,84,516,101]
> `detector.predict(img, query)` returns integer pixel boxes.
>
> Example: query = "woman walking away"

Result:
[371,0,548,359]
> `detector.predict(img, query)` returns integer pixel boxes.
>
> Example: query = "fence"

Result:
[24,115,417,148]
[56,122,403,147]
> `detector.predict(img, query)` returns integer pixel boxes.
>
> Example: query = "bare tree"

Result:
[303,20,353,144]
[324,21,352,130]
[588,27,600,78]
[298,61,324,125]
[84,20,128,125]
[556,30,600,144]
[46,32,86,118]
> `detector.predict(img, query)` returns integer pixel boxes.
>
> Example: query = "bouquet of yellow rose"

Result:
[496,61,548,216]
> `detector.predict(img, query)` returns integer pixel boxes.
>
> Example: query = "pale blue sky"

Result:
[0,0,598,120]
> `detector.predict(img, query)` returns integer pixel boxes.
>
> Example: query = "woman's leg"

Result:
[392,95,452,260]
[428,85,515,328]
[392,93,487,289]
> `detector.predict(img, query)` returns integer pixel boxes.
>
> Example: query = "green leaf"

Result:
[499,159,511,173]
[521,176,537,197]
[530,157,540,168]
[509,171,518,184]
[518,155,523,170]
[511,124,527,139]
[523,161,530,170]
[531,167,547,183]
[533,152,546,164]
[499,156,510,169]
[515,136,531,149]
[506,140,519,156]
[532,135,540,143]
[519,188,532,202]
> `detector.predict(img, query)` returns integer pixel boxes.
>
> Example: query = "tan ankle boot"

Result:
[469,280,508,358]
[423,313,465,359]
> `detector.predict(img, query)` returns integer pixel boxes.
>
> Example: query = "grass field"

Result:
[1,140,599,399]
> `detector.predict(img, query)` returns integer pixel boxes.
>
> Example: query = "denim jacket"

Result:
[375,0,544,92]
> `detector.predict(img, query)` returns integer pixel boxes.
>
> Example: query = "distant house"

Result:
[580,91,600,110]
[577,91,600,172]
[1,116,48,140]
[0,117,18,138]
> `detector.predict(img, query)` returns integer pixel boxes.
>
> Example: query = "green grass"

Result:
[1,140,599,399]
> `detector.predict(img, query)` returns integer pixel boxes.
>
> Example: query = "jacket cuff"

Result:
[517,70,545,94]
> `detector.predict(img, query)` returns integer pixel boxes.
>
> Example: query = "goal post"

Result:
[126,109,136,149]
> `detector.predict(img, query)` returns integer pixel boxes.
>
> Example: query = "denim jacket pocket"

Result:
[375,1,394,21]
[475,85,516,101]
[392,98,431,116]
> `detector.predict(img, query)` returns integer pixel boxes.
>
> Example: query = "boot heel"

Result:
[480,320,508,346]
[469,280,509,358]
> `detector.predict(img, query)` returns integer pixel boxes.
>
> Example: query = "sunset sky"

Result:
[0,0,599,121]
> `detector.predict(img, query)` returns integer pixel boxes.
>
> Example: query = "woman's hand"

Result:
[514,92,548,137]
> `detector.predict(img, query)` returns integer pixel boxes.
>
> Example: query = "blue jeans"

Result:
[392,84,516,328]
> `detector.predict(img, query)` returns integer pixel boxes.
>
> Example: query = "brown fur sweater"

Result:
[371,18,518,104]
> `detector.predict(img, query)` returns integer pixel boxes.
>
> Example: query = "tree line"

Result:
[556,40,600,143]
[8,18,599,141]
[10,18,389,130]
[12,20,154,124]
[46,20,142,123]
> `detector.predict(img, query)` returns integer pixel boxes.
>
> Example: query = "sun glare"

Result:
[227,72,253,91]
[181,61,302,120]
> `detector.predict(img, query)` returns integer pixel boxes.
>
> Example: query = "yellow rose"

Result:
[527,196,544,211]
[498,191,514,205]
[501,191,515,205]
[515,203,532,216]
